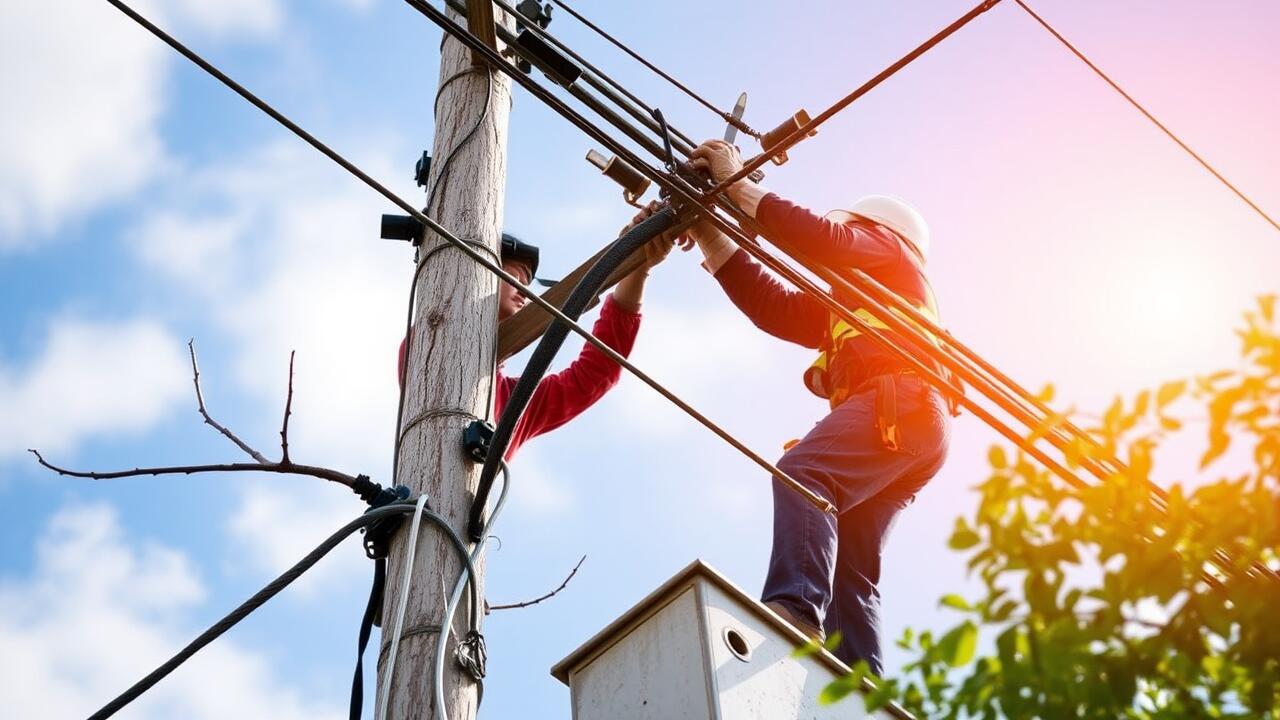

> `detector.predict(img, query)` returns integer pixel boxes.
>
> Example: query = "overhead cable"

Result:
[87,501,470,720]
[546,0,761,138]
[105,0,837,521]
[413,0,1261,585]
[702,0,1004,200]
[1014,0,1280,235]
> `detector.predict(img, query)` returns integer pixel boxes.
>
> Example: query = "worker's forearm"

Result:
[727,181,770,218]
[611,268,648,312]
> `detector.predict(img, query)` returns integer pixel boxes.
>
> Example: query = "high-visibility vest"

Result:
[802,302,944,405]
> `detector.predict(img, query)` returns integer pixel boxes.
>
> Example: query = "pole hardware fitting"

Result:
[414,150,432,188]
[514,28,582,87]
[760,110,817,166]
[462,419,497,462]
[361,484,414,560]
[586,149,650,206]
[513,0,554,73]
[380,213,426,245]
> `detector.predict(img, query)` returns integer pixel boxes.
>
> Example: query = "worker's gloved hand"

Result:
[688,140,744,184]
[620,200,676,271]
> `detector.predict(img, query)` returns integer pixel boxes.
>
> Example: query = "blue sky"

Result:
[2,0,1278,717]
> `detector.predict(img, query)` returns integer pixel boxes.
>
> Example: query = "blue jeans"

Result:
[761,374,950,675]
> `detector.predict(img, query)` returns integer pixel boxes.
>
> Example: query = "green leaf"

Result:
[1156,379,1187,408]
[939,594,972,612]
[936,621,979,667]
[949,517,981,550]
[988,444,1008,469]
[1036,383,1056,403]
[1260,293,1276,322]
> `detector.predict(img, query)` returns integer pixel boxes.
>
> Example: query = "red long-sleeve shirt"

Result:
[399,294,641,459]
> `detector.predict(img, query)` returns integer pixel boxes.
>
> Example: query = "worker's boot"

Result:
[765,600,825,642]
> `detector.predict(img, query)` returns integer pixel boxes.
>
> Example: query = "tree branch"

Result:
[281,350,295,465]
[30,343,363,491]
[188,339,269,464]
[27,449,359,488]
[487,555,586,613]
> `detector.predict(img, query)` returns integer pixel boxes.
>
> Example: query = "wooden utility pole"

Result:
[377,5,513,718]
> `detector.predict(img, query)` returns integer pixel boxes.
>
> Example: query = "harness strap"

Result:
[874,375,901,452]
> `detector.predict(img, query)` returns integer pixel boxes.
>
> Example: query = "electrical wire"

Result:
[1014,0,1280,235]
[391,64,497,496]
[545,0,760,138]
[435,461,511,720]
[701,0,1003,200]
[87,501,471,720]
[376,494,430,720]
[413,0,1262,585]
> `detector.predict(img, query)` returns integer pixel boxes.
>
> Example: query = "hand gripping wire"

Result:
[102,0,836,530]
[412,0,1270,587]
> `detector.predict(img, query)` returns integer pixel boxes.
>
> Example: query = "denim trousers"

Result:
[761,374,950,675]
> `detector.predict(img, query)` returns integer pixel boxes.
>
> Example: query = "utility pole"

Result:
[378,5,513,718]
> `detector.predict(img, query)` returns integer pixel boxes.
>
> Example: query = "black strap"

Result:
[350,558,386,720]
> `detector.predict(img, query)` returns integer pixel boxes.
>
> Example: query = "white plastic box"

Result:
[551,560,912,720]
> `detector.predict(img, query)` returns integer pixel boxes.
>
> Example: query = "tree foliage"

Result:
[834,296,1280,718]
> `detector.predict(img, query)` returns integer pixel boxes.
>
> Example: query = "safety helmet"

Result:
[826,195,930,261]
[501,232,540,279]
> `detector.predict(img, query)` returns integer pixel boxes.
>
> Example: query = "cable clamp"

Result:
[362,485,415,560]
[462,420,496,462]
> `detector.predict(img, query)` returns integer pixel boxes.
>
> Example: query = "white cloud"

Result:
[228,484,366,594]
[129,139,415,586]
[0,318,188,460]
[0,0,282,245]
[131,140,414,472]
[0,503,343,720]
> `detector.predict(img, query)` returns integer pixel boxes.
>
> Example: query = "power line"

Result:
[1014,0,1280,234]
[546,0,761,138]
[88,500,473,720]
[103,0,837,517]
[411,0,1270,586]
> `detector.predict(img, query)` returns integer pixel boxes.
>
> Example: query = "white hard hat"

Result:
[826,195,930,261]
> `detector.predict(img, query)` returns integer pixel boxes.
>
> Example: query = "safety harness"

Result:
[800,247,962,452]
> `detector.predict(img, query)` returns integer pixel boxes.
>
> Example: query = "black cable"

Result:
[1014,0,1279,234]
[107,0,835,534]
[88,500,477,720]
[702,0,1003,198]
[479,0,699,151]
[414,0,1261,586]
[546,0,760,138]
[391,65,497,493]
[469,205,681,540]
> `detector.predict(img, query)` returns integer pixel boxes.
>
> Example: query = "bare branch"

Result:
[28,449,359,488]
[280,350,296,464]
[487,555,586,613]
[188,339,270,464]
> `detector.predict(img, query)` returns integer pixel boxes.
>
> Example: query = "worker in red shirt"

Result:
[684,140,954,675]
[400,209,673,459]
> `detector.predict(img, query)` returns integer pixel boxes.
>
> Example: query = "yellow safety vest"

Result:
[803,302,943,407]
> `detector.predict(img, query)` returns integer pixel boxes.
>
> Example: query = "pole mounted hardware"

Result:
[380,213,425,245]
[512,0,553,73]
[515,28,582,87]
[586,149,650,206]
[723,92,748,145]
[413,151,432,188]
[760,110,817,166]
[462,420,497,462]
